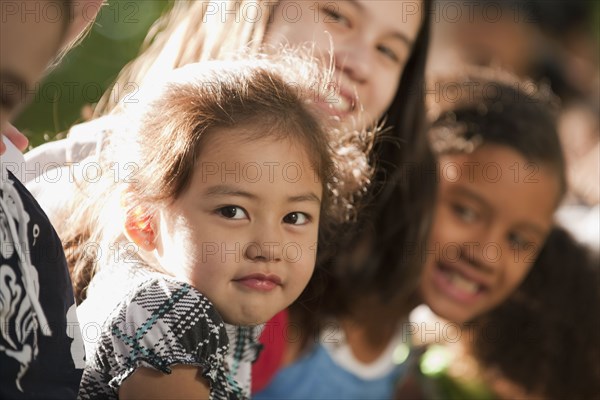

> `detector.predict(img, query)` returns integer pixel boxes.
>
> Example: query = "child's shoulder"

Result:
[80,274,233,399]
[102,274,229,357]
[120,275,227,339]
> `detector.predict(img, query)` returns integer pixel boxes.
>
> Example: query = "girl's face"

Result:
[153,128,322,325]
[265,0,423,127]
[420,145,560,323]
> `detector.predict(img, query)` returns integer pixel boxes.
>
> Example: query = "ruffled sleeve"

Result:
[78,277,234,399]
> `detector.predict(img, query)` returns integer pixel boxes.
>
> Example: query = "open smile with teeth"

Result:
[445,269,480,294]
[435,262,487,302]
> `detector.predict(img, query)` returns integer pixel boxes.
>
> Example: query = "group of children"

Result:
[1,1,598,399]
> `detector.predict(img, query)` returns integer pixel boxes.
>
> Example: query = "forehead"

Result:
[199,126,308,162]
[352,0,423,36]
[438,145,560,225]
[195,128,322,194]
[269,0,422,39]
[0,1,64,90]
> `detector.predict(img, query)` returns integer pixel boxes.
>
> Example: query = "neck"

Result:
[337,294,414,363]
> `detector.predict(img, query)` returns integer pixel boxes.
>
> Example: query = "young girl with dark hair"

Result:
[63,53,375,399]
[395,69,598,399]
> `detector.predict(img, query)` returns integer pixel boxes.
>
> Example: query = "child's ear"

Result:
[124,206,157,252]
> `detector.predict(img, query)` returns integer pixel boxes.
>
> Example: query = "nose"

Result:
[469,224,506,273]
[244,222,283,263]
[333,40,371,85]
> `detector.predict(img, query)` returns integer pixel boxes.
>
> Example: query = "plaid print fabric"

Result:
[226,325,264,397]
[78,276,245,399]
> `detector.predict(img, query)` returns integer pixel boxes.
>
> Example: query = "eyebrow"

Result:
[349,0,414,47]
[389,32,413,48]
[450,186,492,216]
[205,185,258,200]
[452,186,488,208]
[204,185,321,204]
[345,0,364,12]
[288,193,322,204]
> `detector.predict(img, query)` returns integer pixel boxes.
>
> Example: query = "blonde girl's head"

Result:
[66,51,374,313]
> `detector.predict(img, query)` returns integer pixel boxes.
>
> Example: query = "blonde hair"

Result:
[47,0,97,71]
[95,0,278,115]
[63,50,374,303]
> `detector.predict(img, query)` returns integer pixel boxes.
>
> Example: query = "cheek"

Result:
[367,71,400,118]
[430,208,457,249]
[289,238,317,281]
[156,213,205,276]
[420,258,436,291]
[503,261,534,294]
[188,264,222,295]
[0,114,8,131]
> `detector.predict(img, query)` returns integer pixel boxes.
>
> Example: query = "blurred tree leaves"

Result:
[15,0,168,148]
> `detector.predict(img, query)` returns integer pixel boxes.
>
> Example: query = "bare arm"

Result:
[119,365,211,400]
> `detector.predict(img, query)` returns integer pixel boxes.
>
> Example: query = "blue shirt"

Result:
[255,342,408,399]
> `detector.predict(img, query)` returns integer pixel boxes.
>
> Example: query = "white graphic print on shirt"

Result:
[0,169,50,391]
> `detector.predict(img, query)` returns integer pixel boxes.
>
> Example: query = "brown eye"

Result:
[283,212,310,225]
[377,44,399,63]
[322,7,351,28]
[509,232,533,251]
[452,203,478,223]
[0,93,18,111]
[217,206,247,220]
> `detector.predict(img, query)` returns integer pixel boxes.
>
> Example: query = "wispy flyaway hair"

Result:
[61,49,375,303]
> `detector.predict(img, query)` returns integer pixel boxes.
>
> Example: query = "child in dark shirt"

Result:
[1,1,101,398]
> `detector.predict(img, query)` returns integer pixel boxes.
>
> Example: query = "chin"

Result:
[222,311,272,326]
[427,301,469,325]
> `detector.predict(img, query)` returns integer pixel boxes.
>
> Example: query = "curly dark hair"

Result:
[428,67,567,200]
[470,226,600,400]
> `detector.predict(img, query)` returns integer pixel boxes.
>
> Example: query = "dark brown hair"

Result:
[292,0,436,341]
[428,69,592,399]
[471,227,600,399]
[429,68,567,201]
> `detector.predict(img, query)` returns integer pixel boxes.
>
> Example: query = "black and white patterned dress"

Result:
[77,260,262,399]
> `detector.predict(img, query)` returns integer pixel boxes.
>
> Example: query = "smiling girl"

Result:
[63,53,374,399]
[421,70,566,323]
[394,69,593,398]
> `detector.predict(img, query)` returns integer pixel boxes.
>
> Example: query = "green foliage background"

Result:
[15,0,169,148]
